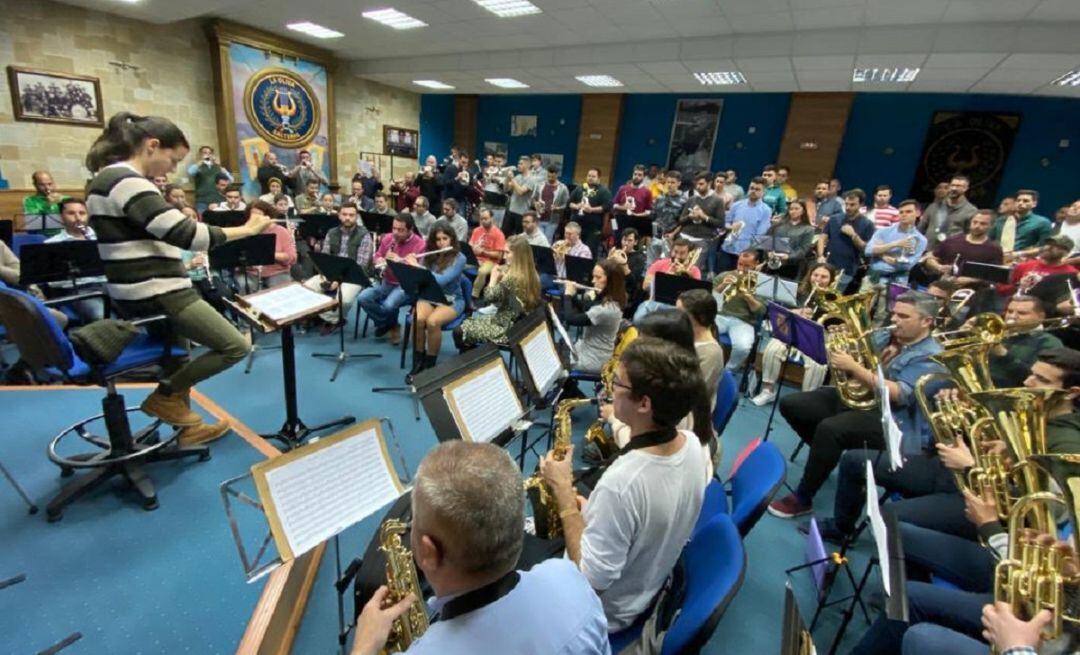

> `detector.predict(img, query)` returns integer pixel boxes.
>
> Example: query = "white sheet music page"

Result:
[865,460,891,596]
[521,325,562,395]
[877,364,904,471]
[547,304,578,359]
[263,426,401,559]
[447,361,524,443]
[246,284,331,323]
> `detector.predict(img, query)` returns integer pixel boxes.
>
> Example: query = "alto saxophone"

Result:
[525,397,594,539]
[583,326,639,460]
[378,519,429,653]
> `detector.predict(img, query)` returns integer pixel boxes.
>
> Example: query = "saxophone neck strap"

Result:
[435,570,521,622]
[620,427,679,456]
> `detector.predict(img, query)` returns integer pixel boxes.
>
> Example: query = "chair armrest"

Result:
[43,290,107,306]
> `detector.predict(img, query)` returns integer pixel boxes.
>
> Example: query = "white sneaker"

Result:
[750,389,776,406]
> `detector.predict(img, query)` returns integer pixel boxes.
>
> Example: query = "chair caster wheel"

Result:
[142,497,159,511]
[47,509,63,523]
[28,505,40,515]
[199,451,211,462]
[60,467,74,478]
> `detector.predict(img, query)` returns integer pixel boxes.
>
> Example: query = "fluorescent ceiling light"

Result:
[693,71,747,86]
[473,0,542,17]
[575,75,623,88]
[286,22,345,39]
[1050,70,1080,87]
[852,67,920,83]
[362,8,427,29]
[485,78,529,89]
[413,80,455,90]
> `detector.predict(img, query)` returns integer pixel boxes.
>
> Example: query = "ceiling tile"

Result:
[729,11,796,33]
[680,37,735,60]
[924,53,1008,68]
[1029,0,1080,21]
[735,56,794,72]
[857,26,936,54]
[942,0,1040,23]
[998,53,1080,70]
[792,7,864,30]
[864,0,947,25]
[915,68,991,82]
[793,55,856,70]
[855,53,929,68]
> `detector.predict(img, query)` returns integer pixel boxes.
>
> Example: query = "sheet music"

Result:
[521,324,562,395]
[446,361,523,443]
[262,426,401,558]
[245,284,331,323]
[865,460,891,596]
[547,304,578,359]
[876,364,904,471]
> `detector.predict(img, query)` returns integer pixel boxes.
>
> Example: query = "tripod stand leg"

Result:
[0,458,38,514]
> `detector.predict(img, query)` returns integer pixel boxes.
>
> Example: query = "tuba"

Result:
[818,290,880,409]
[525,397,594,539]
[378,519,429,653]
[583,326,639,460]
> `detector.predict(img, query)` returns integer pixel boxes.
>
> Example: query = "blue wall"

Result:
[613,93,791,186]
[834,93,1080,214]
[474,94,582,179]
[418,94,455,164]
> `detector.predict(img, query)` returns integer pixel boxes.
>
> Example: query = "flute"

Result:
[414,246,454,259]
[554,279,600,292]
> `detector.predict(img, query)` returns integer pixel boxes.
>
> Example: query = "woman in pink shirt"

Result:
[244,200,297,289]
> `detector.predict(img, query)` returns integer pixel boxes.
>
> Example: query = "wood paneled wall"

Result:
[1,189,195,231]
[775,92,855,197]
[454,95,478,158]
[573,94,624,187]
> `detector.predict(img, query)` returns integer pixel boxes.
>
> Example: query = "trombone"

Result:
[933,312,1080,349]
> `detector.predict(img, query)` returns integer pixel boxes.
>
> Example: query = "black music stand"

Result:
[483,190,508,208]
[201,209,247,228]
[531,245,557,277]
[564,254,595,285]
[653,272,711,306]
[309,252,381,381]
[460,242,480,269]
[618,214,654,241]
[297,214,338,244]
[959,260,1011,284]
[360,211,396,237]
[19,241,104,289]
[19,212,63,233]
[762,304,826,448]
[207,234,278,372]
[370,260,447,420]
[0,219,12,248]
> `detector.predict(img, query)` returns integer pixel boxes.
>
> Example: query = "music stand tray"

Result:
[959,261,1011,284]
[298,214,339,243]
[754,273,799,306]
[531,245,557,276]
[653,272,711,306]
[309,252,382,382]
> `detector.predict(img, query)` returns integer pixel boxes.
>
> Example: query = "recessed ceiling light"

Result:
[575,75,623,88]
[413,80,455,90]
[286,22,345,39]
[362,8,427,29]
[852,67,920,83]
[1050,70,1080,87]
[485,78,529,89]
[473,0,542,18]
[693,71,747,86]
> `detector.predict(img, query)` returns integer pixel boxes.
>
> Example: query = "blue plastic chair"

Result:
[712,369,739,436]
[0,285,202,522]
[693,478,730,536]
[12,232,46,257]
[727,441,786,537]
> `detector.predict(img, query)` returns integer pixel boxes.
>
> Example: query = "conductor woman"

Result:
[85,113,270,445]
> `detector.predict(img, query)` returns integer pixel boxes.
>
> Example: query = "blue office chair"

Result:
[693,479,730,537]
[726,440,786,537]
[399,275,474,369]
[0,285,205,522]
[712,369,739,436]
[12,232,46,257]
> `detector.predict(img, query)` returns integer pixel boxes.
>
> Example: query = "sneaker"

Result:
[141,390,202,427]
[374,323,393,338]
[798,517,853,545]
[387,325,401,346]
[177,420,231,447]
[750,389,776,406]
[768,493,813,519]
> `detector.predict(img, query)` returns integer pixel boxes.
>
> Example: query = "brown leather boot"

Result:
[141,389,202,427]
[177,420,231,447]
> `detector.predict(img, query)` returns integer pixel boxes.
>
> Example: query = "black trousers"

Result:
[779,386,885,501]
[578,213,604,256]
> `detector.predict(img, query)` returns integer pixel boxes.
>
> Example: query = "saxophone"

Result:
[525,397,594,539]
[378,519,429,653]
[584,326,639,460]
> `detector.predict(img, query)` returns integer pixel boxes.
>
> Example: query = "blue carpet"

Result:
[4,326,885,654]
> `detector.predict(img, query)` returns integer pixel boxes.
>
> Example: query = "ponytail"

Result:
[86,112,190,173]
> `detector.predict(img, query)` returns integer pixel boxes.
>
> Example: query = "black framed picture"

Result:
[383,125,419,158]
[7,66,104,127]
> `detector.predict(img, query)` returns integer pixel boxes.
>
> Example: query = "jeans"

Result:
[714,312,756,372]
[886,492,975,541]
[303,276,362,324]
[539,220,557,244]
[358,281,408,329]
[759,337,827,390]
[851,583,990,655]
[832,450,957,533]
[899,522,995,592]
[157,298,250,394]
[901,623,988,655]
[632,299,673,323]
[778,387,885,502]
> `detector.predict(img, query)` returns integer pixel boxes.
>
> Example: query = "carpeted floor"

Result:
[2,326,886,654]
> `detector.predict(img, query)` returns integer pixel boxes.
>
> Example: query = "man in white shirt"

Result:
[520,210,549,247]
[207,186,247,212]
[439,198,469,242]
[541,338,708,632]
[412,196,438,239]
[44,198,106,323]
[351,441,609,655]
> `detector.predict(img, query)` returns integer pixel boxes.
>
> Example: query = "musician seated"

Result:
[42,198,107,324]
[750,263,839,406]
[519,210,549,248]
[0,238,71,329]
[301,202,374,334]
[243,201,297,290]
[632,237,700,321]
[468,208,507,299]
[540,338,708,633]
[553,221,592,278]
[863,199,927,286]
[677,289,725,411]
[343,179,375,212]
[295,179,321,214]
[412,196,437,239]
[358,213,426,345]
[713,250,765,373]
[257,177,295,211]
[350,441,609,655]
[987,294,1065,387]
[439,198,469,242]
[610,228,646,317]
[560,259,626,377]
[768,291,943,519]
[309,192,337,215]
[454,235,540,351]
[1000,234,1077,297]
[405,224,467,384]
[207,185,247,212]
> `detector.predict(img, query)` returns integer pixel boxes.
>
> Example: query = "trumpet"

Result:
[715,267,758,302]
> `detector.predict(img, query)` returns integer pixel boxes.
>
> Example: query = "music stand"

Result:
[18,241,104,289]
[228,282,355,450]
[19,212,63,232]
[507,309,566,404]
[208,234,279,372]
[0,220,12,248]
[779,583,816,655]
[763,304,826,446]
[564,254,595,285]
[959,261,1011,284]
[460,242,480,269]
[359,210,396,238]
[201,210,247,228]
[755,273,800,307]
[309,252,381,382]
[531,245,557,277]
[483,190,508,208]
[619,215,654,241]
[370,260,448,420]
[653,272,711,306]
[297,214,338,244]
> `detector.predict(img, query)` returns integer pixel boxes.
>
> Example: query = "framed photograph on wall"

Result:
[383,125,419,158]
[7,66,103,127]
[538,153,564,173]
[510,115,538,137]
[666,98,724,181]
[483,141,508,157]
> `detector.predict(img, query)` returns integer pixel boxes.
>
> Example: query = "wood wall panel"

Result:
[453,95,478,158]
[1,188,195,231]
[573,94,624,187]
[775,93,855,198]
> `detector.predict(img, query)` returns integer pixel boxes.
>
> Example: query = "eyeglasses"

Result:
[611,378,633,393]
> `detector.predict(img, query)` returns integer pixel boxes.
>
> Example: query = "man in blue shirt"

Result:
[768,291,943,519]
[864,199,928,285]
[813,178,844,228]
[718,176,772,272]
[351,441,610,655]
[817,189,875,287]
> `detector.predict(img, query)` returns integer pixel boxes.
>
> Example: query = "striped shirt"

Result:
[867,204,899,229]
[86,162,226,316]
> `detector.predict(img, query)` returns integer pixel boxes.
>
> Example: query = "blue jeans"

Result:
[849,581,990,655]
[714,311,755,371]
[832,450,957,533]
[902,623,988,655]
[632,299,672,322]
[358,281,408,329]
[539,220,557,244]
[900,523,995,593]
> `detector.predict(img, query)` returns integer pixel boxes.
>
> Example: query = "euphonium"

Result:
[378,519,429,653]
[994,453,1080,644]
[525,397,594,539]
[584,326,639,460]
[818,290,879,409]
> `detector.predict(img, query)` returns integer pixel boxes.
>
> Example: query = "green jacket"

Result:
[990,331,1063,388]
